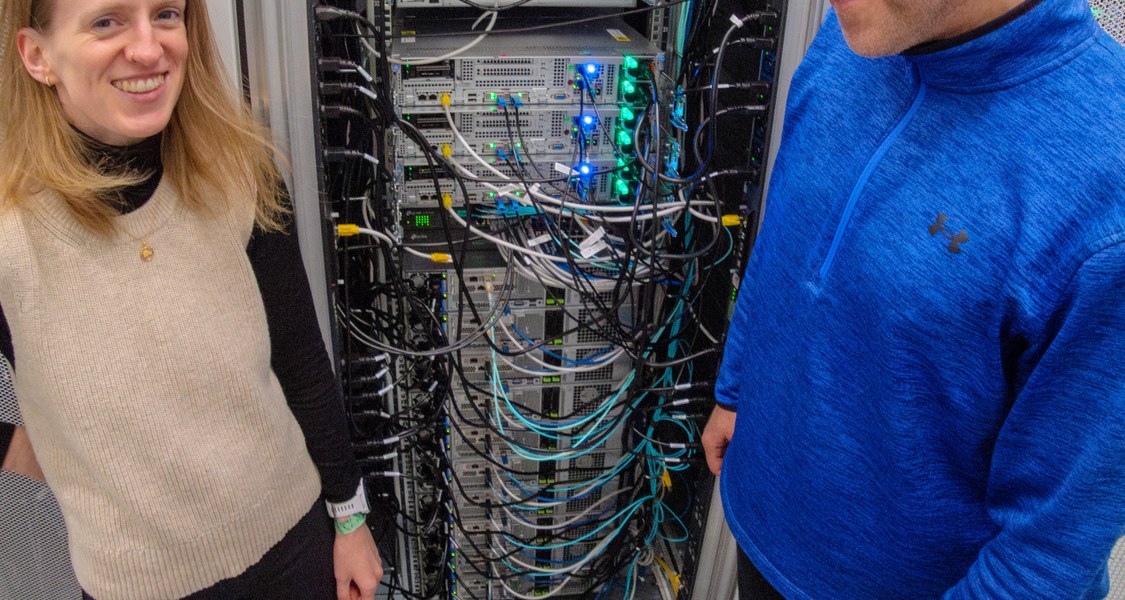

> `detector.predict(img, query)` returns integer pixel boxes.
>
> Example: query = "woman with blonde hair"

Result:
[0,1,382,598]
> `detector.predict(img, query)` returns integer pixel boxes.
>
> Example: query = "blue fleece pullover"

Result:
[716,1,1125,598]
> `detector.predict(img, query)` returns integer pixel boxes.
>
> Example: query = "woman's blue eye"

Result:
[92,18,115,29]
[157,9,182,21]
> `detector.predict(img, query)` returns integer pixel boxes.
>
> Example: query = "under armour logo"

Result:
[928,213,969,254]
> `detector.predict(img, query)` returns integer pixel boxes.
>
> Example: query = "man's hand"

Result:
[334,523,383,600]
[701,405,737,476]
[1,426,45,482]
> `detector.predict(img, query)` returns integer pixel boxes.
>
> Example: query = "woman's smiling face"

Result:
[19,0,189,146]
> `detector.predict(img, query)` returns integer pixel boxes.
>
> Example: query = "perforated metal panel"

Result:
[0,358,82,600]
[1096,7,1125,595]
[0,358,17,426]
[1112,539,1125,600]
[1092,0,1125,44]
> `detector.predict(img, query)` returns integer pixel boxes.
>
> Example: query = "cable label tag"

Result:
[580,240,609,258]
[554,162,578,177]
[527,234,553,247]
[579,227,607,258]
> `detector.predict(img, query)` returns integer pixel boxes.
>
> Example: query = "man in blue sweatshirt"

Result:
[702,0,1125,598]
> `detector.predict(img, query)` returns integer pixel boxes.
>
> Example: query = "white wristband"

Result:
[325,480,369,518]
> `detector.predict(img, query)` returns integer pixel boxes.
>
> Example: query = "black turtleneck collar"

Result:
[903,0,1044,55]
[78,129,164,215]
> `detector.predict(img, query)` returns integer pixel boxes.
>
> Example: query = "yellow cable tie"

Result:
[442,193,454,207]
[337,224,360,237]
[660,468,673,489]
[431,253,453,264]
[721,214,742,227]
[441,144,453,159]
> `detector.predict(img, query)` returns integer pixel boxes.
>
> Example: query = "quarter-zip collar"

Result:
[820,68,927,281]
[904,0,1100,93]
[817,0,1100,280]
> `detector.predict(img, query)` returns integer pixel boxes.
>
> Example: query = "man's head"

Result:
[830,0,1025,57]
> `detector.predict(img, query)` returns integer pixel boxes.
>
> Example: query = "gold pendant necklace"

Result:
[119,225,156,262]
[138,239,155,262]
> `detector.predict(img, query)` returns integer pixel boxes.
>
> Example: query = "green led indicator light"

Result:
[624,56,639,70]
[620,107,636,122]
[415,214,431,227]
[617,130,632,146]
[616,180,631,195]
[621,81,636,95]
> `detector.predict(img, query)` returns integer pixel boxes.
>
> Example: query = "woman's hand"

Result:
[1,426,45,482]
[333,522,383,600]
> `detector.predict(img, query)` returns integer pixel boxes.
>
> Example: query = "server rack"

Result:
[233,1,821,598]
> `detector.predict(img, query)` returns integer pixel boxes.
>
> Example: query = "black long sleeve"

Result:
[248,221,362,503]
[1,309,15,464]
[0,308,11,369]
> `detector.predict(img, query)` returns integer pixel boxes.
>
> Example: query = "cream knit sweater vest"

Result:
[0,180,321,600]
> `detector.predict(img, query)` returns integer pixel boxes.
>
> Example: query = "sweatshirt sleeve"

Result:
[944,243,1125,600]
[714,272,756,411]
[246,218,364,505]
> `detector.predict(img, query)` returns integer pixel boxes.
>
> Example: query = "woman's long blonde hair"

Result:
[0,0,287,234]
